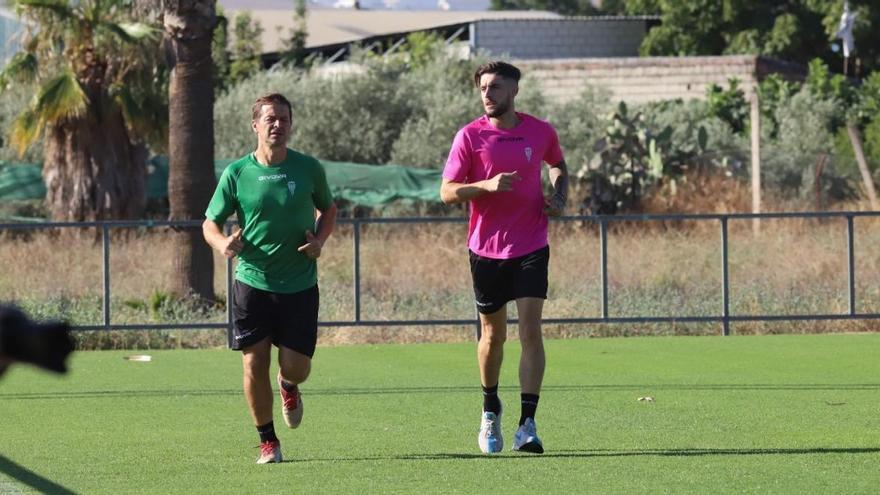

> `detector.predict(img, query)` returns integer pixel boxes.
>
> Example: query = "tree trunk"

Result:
[165,1,217,303]
[42,107,145,221]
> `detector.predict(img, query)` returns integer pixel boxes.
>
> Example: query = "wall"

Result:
[517,56,806,103]
[472,18,649,60]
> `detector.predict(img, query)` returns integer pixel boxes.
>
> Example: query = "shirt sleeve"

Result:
[311,159,334,211]
[204,166,237,223]
[442,128,472,182]
[543,124,564,166]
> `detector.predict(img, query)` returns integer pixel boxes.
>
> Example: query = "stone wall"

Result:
[517,56,806,103]
[472,18,649,60]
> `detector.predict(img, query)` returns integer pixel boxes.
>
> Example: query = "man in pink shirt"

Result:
[440,61,568,455]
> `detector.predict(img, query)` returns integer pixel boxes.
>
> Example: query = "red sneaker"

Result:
[256,440,282,464]
[278,373,303,428]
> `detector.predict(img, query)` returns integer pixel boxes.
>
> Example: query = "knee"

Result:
[242,353,270,379]
[480,325,507,349]
[280,361,311,385]
[518,324,543,348]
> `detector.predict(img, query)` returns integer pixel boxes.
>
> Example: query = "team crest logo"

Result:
[524,146,533,162]
[287,181,296,196]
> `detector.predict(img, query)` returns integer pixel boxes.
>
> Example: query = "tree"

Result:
[212,5,230,94]
[229,11,264,84]
[629,1,879,74]
[161,0,218,302]
[279,0,308,67]
[0,0,161,221]
[493,1,880,74]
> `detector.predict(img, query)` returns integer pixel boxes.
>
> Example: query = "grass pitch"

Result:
[1,334,879,494]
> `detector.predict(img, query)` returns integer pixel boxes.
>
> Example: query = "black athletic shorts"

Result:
[469,245,550,315]
[230,281,319,357]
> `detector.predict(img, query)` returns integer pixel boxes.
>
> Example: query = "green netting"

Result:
[0,161,44,200]
[1,156,442,207]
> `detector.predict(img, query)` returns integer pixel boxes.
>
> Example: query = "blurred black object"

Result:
[0,305,74,376]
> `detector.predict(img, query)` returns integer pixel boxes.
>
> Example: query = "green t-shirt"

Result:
[205,149,334,293]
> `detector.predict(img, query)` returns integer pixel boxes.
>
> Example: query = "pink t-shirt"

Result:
[443,112,564,259]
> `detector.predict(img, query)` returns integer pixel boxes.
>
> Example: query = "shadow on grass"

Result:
[286,447,880,463]
[3,383,879,400]
[0,454,78,494]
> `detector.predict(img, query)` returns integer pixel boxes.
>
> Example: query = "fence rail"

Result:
[2,211,879,338]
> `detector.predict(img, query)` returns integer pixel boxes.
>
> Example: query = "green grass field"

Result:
[1,334,879,494]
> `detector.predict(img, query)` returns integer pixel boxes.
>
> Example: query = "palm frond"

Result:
[9,108,42,157]
[0,52,39,90]
[35,71,88,122]
[110,83,144,126]
[14,0,74,20]
[109,82,168,149]
[95,20,156,45]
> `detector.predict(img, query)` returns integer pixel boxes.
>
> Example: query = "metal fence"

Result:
[2,211,879,337]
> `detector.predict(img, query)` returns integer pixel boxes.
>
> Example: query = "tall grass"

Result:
[1,216,878,349]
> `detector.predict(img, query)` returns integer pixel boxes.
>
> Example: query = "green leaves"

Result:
[0,52,39,90]
[35,71,88,122]
[101,21,158,43]
[9,108,41,157]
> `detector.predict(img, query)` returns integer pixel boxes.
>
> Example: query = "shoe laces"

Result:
[260,440,279,456]
[281,386,299,411]
[482,416,500,437]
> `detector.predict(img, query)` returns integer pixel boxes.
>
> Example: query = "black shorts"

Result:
[469,245,550,315]
[230,281,319,357]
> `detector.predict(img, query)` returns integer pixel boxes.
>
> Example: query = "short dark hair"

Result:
[473,61,521,87]
[252,93,292,121]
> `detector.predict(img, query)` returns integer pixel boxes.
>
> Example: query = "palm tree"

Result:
[161,0,217,302]
[1,0,163,221]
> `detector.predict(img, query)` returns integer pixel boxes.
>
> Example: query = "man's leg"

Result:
[241,337,282,463]
[276,346,311,428]
[478,306,507,408]
[242,336,274,426]
[477,307,506,453]
[516,297,545,397]
[513,297,545,454]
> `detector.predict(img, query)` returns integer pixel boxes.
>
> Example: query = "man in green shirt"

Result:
[203,93,337,464]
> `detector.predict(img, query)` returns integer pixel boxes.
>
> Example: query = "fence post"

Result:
[720,217,730,336]
[600,218,609,320]
[102,223,111,331]
[846,215,856,315]
[225,223,234,348]
[750,93,762,235]
[353,219,361,323]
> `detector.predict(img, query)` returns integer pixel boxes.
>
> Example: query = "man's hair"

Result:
[473,61,521,87]
[251,93,292,121]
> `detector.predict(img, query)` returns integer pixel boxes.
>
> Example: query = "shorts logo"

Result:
[287,181,296,196]
[524,147,533,162]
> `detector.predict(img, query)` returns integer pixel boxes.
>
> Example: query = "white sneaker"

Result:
[478,410,503,454]
[256,440,282,464]
[512,417,544,454]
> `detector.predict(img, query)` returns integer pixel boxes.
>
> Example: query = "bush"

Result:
[389,52,484,168]
[762,88,855,200]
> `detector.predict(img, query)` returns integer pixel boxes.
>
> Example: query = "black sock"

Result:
[257,421,278,443]
[280,378,297,392]
[482,384,501,414]
[520,394,540,425]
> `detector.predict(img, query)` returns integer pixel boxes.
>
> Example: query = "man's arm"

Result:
[544,159,569,217]
[202,219,243,258]
[298,202,337,259]
[440,172,522,204]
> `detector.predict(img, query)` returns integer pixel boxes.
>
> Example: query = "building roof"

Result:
[224,7,563,53]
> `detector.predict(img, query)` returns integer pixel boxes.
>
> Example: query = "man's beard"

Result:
[485,100,509,118]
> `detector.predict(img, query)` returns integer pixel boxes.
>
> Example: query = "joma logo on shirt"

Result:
[258,174,288,181]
